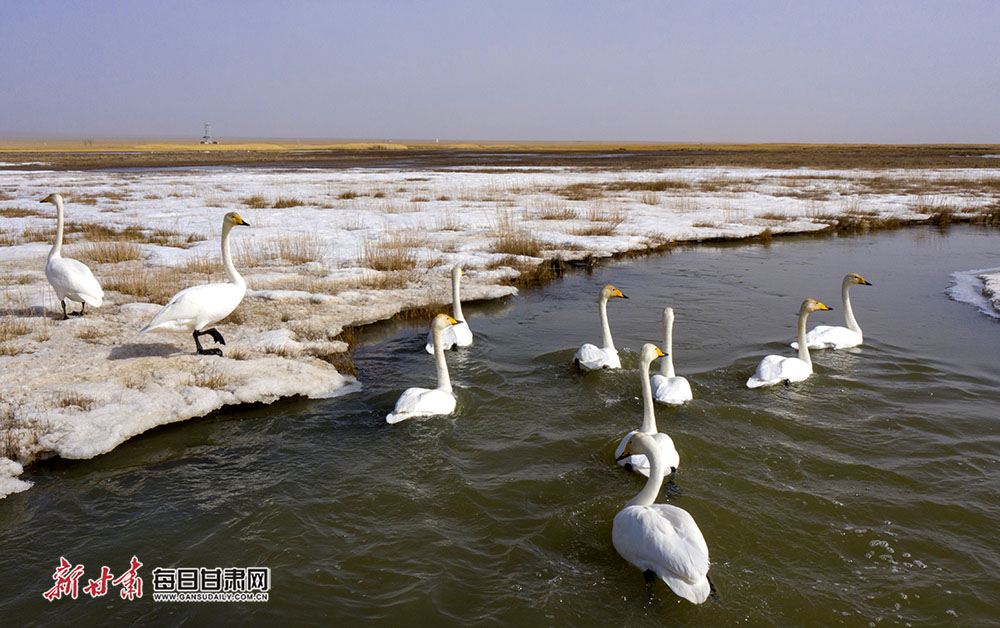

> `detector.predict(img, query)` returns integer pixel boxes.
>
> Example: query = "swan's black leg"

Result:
[202,328,226,345]
[193,330,223,356]
[75,302,86,316]
[61,300,68,320]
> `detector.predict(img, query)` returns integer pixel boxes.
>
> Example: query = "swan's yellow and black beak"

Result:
[655,347,666,358]
[232,212,251,227]
[817,302,832,311]
[616,443,633,461]
[446,315,458,325]
[40,194,54,204]
[860,277,872,286]
[614,288,628,299]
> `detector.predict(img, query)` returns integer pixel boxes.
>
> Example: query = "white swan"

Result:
[388,314,459,424]
[139,212,250,356]
[574,284,628,371]
[40,193,104,319]
[792,273,873,350]
[615,343,680,477]
[747,298,832,388]
[613,432,711,604]
[425,266,473,353]
[651,308,693,405]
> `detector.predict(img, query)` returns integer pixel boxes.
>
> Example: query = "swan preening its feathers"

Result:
[747,298,832,388]
[652,307,693,405]
[425,266,473,353]
[615,343,681,477]
[388,314,460,424]
[139,212,250,356]
[574,285,628,371]
[41,193,104,319]
[613,432,711,604]
[792,273,873,350]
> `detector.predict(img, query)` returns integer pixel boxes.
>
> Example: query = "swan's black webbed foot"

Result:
[708,575,719,601]
[623,461,634,472]
[783,379,791,387]
[643,569,656,584]
[664,478,683,498]
[193,329,225,356]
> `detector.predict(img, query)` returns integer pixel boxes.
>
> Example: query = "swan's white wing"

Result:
[45,257,104,306]
[386,387,456,424]
[141,282,245,334]
[747,355,811,388]
[615,430,679,477]
[574,343,620,370]
[613,504,711,604]
[792,325,863,350]
[651,374,693,405]
[424,320,472,353]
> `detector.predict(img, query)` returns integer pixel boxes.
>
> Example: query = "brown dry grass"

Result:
[76,241,144,264]
[362,231,422,271]
[491,209,543,257]
[102,263,191,304]
[243,194,269,209]
[59,392,96,411]
[273,197,304,209]
[532,199,578,220]
[0,316,31,343]
[237,236,325,267]
[0,206,44,218]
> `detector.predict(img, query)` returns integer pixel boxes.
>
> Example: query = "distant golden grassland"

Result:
[1,140,998,170]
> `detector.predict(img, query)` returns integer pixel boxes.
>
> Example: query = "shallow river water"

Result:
[2,225,999,626]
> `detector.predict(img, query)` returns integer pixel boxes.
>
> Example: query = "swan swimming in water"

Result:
[425,266,473,353]
[792,273,873,350]
[40,193,104,319]
[651,308,693,405]
[613,432,712,604]
[388,314,459,424]
[574,285,628,371]
[747,298,832,388]
[139,212,250,356]
[615,343,680,477]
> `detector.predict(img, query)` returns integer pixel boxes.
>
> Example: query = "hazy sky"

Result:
[2,1,998,143]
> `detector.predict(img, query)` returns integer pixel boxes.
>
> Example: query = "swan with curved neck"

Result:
[425,266,473,353]
[613,432,711,604]
[574,285,628,371]
[388,314,459,424]
[139,212,250,356]
[651,308,693,404]
[615,343,680,477]
[747,298,832,388]
[40,193,104,319]
[792,273,873,350]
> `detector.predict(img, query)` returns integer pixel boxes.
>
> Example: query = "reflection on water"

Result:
[2,226,999,625]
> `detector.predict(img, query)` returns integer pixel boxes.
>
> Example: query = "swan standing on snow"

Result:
[388,314,460,424]
[425,266,473,353]
[792,273,873,350]
[40,193,104,319]
[615,343,680,477]
[651,308,693,404]
[574,285,628,371]
[613,432,711,604]
[139,212,250,356]
[747,298,832,388]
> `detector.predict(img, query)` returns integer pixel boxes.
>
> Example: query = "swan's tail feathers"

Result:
[80,293,103,307]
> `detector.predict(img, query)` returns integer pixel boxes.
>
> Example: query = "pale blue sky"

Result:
[2,1,997,143]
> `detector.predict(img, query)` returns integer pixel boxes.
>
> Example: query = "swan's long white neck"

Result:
[48,196,64,260]
[221,220,245,288]
[451,271,465,322]
[660,309,676,378]
[842,277,861,334]
[599,295,615,350]
[626,443,664,507]
[431,324,452,393]
[639,355,657,434]
[796,307,813,368]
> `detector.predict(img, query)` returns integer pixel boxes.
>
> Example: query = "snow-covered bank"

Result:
[2,163,998,497]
